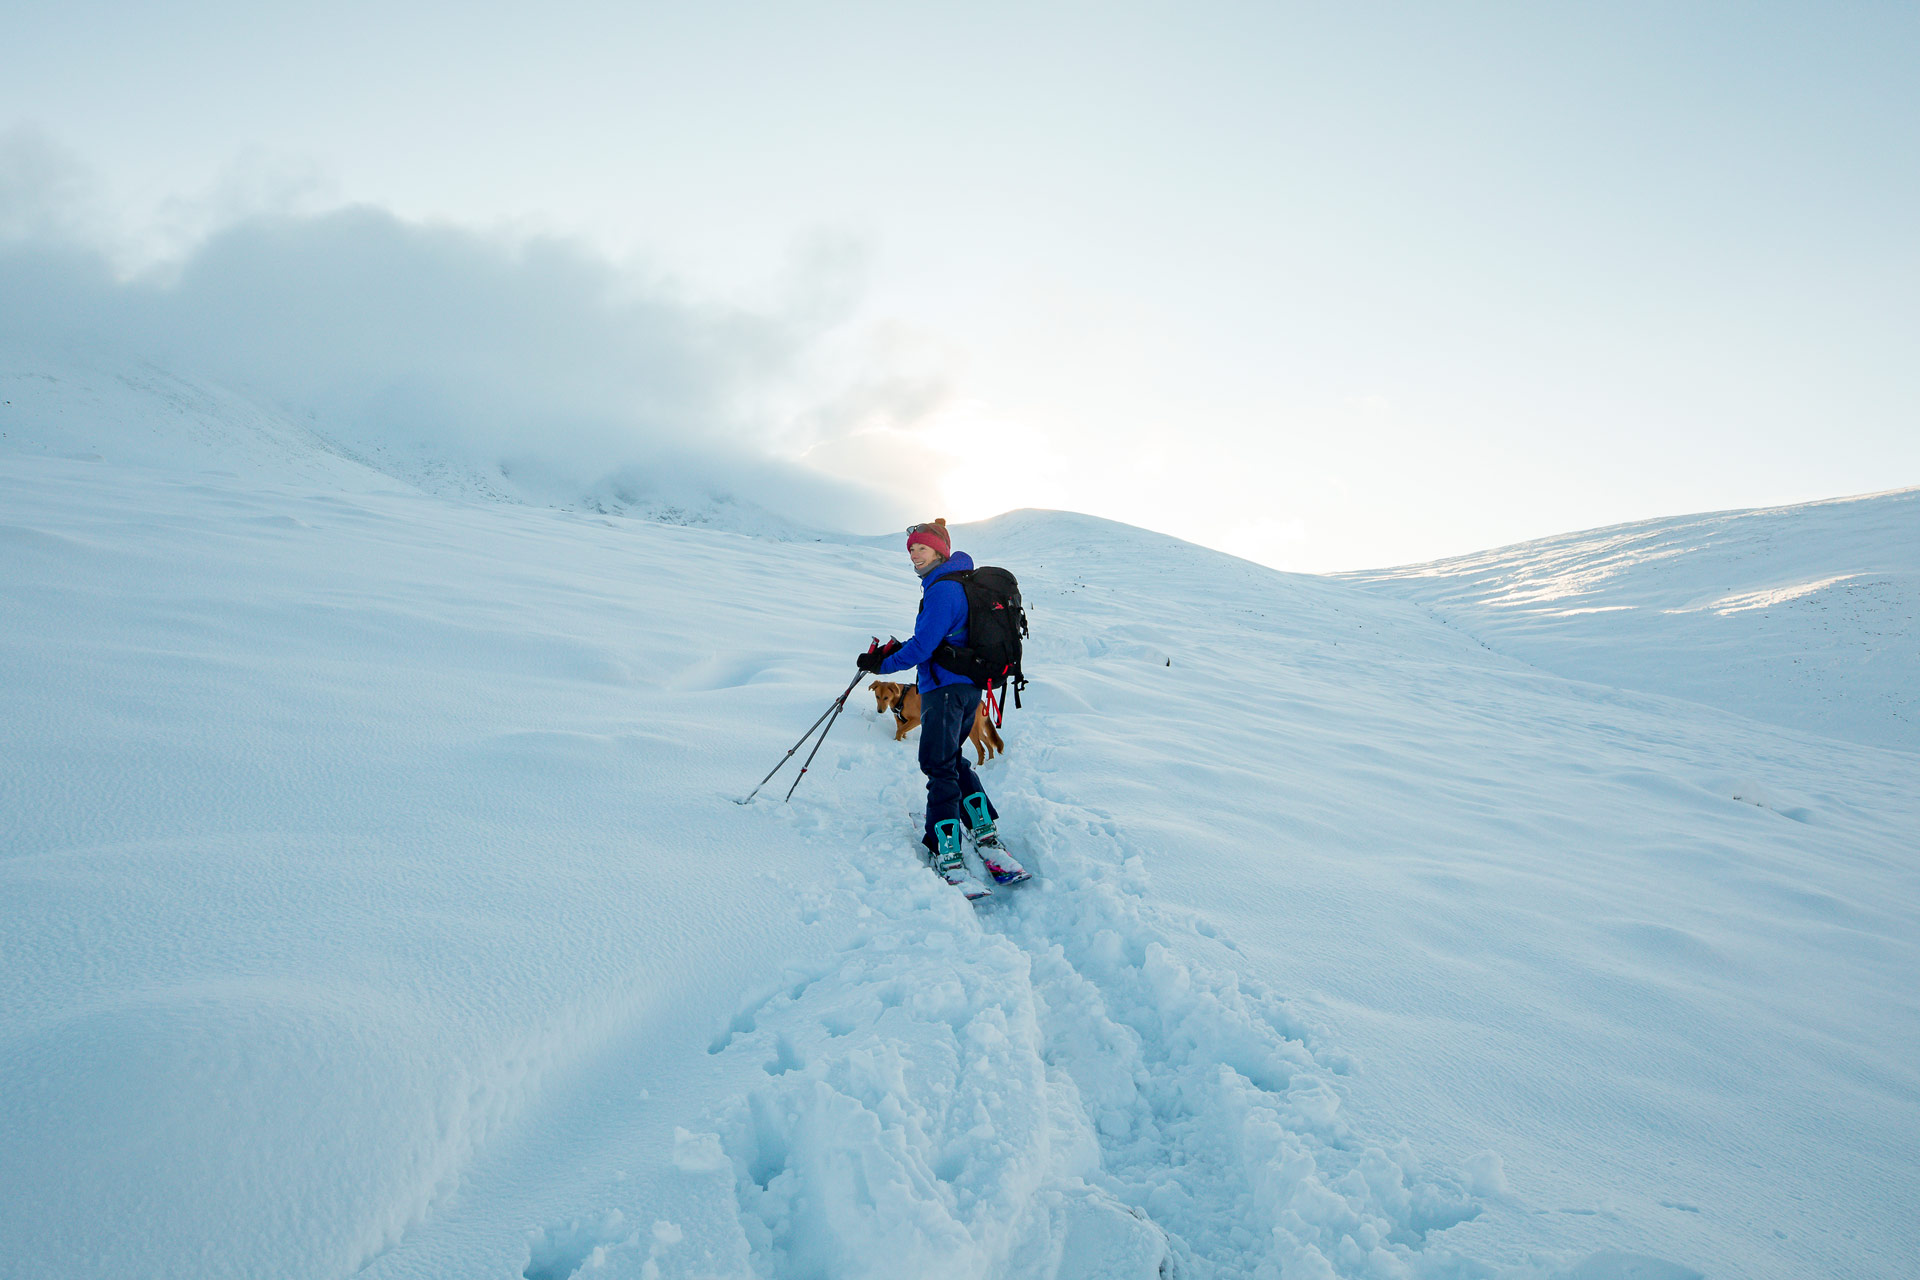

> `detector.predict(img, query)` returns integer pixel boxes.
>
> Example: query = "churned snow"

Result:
[2,351,1915,1280]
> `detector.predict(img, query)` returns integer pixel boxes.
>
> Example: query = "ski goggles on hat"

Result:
[906,522,939,535]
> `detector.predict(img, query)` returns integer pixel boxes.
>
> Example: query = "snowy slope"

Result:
[0,345,408,492]
[1343,492,1920,752]
[0,345,859,539]
[3,357,1916,1280]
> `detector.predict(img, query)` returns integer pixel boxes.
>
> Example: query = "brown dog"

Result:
[870,680,921,741]
[872,680,1007,764]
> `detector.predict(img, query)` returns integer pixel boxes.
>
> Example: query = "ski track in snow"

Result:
[520,736,1487,1280]
[683,755,1483,1280]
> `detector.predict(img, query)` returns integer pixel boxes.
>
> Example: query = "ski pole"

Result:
[783,680,857,802]
[735,671,864,804]
[735,639,881,805]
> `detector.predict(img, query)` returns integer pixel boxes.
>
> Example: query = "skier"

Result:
[857,519,1029,898]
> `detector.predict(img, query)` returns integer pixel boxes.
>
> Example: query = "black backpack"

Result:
[928,566,1029,720]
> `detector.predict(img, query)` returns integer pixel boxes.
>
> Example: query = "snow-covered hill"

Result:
[0,346,863,538]
[3,356,1915,1280]
[1345,493,1920,752]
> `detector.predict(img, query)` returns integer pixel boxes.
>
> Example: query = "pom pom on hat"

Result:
[906,518,951,559]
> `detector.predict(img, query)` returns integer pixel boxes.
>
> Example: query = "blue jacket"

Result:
[878,552,975,693]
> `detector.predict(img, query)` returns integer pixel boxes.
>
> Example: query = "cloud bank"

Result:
[0,129,936,533]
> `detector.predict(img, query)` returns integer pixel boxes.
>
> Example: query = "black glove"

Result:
[856,639,901,673]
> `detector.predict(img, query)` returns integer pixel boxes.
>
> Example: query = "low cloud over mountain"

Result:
[1,128,932,531]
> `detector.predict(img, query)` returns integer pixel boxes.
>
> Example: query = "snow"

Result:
[1344,493,1920,752]
[3,351,1916,1280]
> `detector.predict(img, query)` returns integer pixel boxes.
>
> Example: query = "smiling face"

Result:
[909,543,941,573]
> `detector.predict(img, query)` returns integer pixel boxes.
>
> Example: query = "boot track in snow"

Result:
[663,751,1483,1278]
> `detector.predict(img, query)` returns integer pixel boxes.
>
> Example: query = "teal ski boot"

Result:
[933,818,991,900]
[963,792,1030,885]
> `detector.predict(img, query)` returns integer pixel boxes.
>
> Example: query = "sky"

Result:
[4,0,1916,570]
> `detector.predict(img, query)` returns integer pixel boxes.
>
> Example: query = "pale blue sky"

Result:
[6,1,1916,569]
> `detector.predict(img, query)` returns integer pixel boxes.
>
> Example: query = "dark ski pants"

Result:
[919,682,998,851]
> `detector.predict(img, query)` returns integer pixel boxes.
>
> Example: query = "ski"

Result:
[963,792,1032,885]
[976,840,1033,886]
[931,819,993,900]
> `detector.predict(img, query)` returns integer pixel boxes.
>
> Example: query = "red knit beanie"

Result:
[906,518,951,559]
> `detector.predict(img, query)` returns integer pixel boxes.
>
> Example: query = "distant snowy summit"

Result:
[0,344,875,542]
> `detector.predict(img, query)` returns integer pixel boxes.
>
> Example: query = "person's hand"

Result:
[856,639,901,673]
